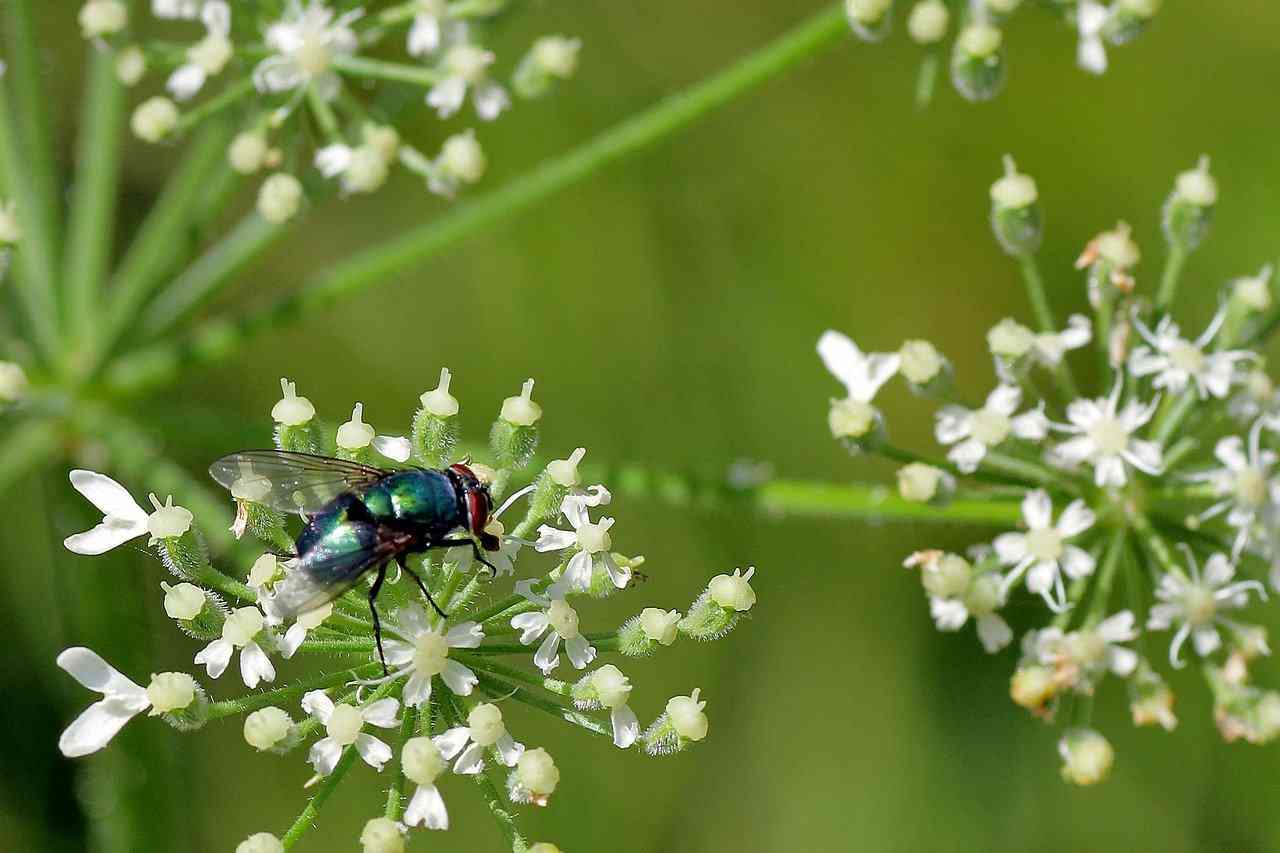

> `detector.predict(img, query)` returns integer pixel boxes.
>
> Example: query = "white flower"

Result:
[434,702,524,775]
[1058,728,1113,786]
[381,606,483,708]
[152,0,202,18]
[315,143,391,195]
[1129,309,1253,399]
[167,2,233,101]
[1188,422,1279,558]
[407,0,446,56]
[402,736,449,829]
[1051,379,1163,487]
[1031,611,1140,690]
[1029,315,1093,367]
[995,490,1096,611]
[909,551,1012,653]
[427,34,510,121]
[511,580,597,674]
[1147,551,1266,668]
[428,130,487,197]
[639,607,680,645]
[535,494,630,591]
[131,97,179,143]
[817,329,899,405]
[57,648,151,756]
[359,818,406,853]
[244,706,293,751]
[80,0,128,39]
[279,602,333,658]
[302,690,400,775]
[194,606,277,688]
[257,173,304,224]
[510,747,559,806]
[63,470,149,555]
[586,664,640,748]
[253,0,361,100]
[236,833,285,853]
[1077,1,1109,74]
[934,385,1048,472]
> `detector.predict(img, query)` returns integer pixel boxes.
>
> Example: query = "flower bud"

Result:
[845,0,894,43]
[228,132,270,175]
[257,173,304,224]
[590,664,633,709]
[547,447,586,488]
[336,402,376,451]
[1106,0,1161,44]
[987,317,1035,360]
[491,379,542,470]
[897,463,949,504]
[131,97,179,143]
[515,747,560,799]
[248,554,282,589]
[359,817,405,853]
[990,155,1042,255]
[468,702,507,746]
[162,581,206,620]
[529,845,562,853]
[0,361,28,403]
[898,339,945,386]
[79,0,128,38]
[951,24,1005,102]
[666,688,709,741]
[403,736,446,785]
[147,672,197,714]
[1162,156,1215,251]
[1058,728,1114,786]
[828,397,878,440]
[1232,265,1272,313]
[641,607,680,645]
[963,574,1002,616]
[500,378,542,426]
[271,378,315,426]
[920,553,971,599]
[514,36,582,98]
[147,494,194,540]
[116,45,147,86]
[237,833,284,853]
[1010,664,1056,711]
[708,567,757,612]
[906,1,948,44]
[244,706,293,750]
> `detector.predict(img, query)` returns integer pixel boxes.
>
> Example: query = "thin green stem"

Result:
[206,664,379,720]
[296,638,375,655]
[1084,529,1127,626]
[1155,242,1189,312]
[384,705,417,820]
[439,691,526,850]
[1128,512,1187,581]
[753,479,1023,525]
[981,450,1069,491]
[474,672,612,740]
[64,48,126,346]
[0,82,60,361]
[868,439,1032,488]
[174,77,256,133]
[332,54,443,87]
[1151,389,1198,446]
[104,3,855,395]
[1017,253,1078,399]
[455,652,571,696]
[306,84,341,140]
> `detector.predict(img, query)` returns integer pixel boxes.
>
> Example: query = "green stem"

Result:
[753,479,1022,525]
[1084,529,1127,626]
[439,691,526,850]
[0,81,60,361]
[1151,389,1198,446]
[474,672,612,740]
[306,84,341,140]
[1017,253,1078,399]
[1155,242,1189,312]
[980,450,1068,491]
[332,54,443,87]
[206,664,379,720]
[1128,512,1187,581]
[138,214,288,337]
[384,705,417,820]
[82,122,235,378]
[868,439,1031,488]
[456,652,571,696]
[174,77,256,133]
[104,3,855,396]
[296,638,375,655]
[64,48,126,346]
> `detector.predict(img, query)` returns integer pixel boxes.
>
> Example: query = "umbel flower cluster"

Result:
[56,374,757,851]
[80,0,581,210]
[819,154,1280,784]
[845,0,1161,104]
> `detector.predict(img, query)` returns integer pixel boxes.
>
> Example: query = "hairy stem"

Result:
[206,664,380,720]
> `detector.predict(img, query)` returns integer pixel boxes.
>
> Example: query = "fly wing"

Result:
[263,539,401,621]
[209,450,388,515]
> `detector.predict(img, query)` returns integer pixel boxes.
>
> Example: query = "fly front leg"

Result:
[368,564,389,676]
[436,536,499,577]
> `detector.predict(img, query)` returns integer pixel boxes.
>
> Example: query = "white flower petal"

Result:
[402,673,432,708]
[495,732,524,767]
[976,614,1013,654]
[1021,490,1053,530]
[239,641,276,689]
[434,726,471,760]
[194,638,233,680]
[372,435,412,462]
[610,704,640,748]
[987,384,1022,417]
[440,659,477,696]
[59,698,148,757]
[533,631,561,674]
[69,470,148,522]
[1097,610,1137,642]
[361,698,400,729]
[445,622,484,649]
[452,741,486,775]
[512,612,550,645]
[56,647,145,699]
[301,689,335,722]
[1108,646,1139,677]
[564,634,597,670]
[992,532,1028,565]
[1060,545,1096,580]
[534,525,577,552]
[947,438,987,474]
[355,732,393,771]
[1056,500,1096,537]
[405,783,448,830]
[1193,626,1221,657]
[1026,560,1059,595]
[929,597,968,631]
[1203,553,1235,587]
[309,736,344,775]
[934,407,973,445]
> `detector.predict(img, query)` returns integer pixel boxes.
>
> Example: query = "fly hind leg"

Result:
[368,564,389,676]
[397,555,449,620]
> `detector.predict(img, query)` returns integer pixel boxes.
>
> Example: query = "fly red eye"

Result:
[466,490,488,537]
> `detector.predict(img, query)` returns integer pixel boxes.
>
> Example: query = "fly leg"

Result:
[368,564,389,676]
[436,537,499,578]
[397,555,449,621]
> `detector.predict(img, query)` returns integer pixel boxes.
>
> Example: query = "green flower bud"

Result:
[1162,155,1216,251]
[951,24,1005,102]
[989,155,1042,255]
[846,0,894,43]
[513,36,582,98]
[1105,0,1161,44]
[490,379,541,471]
[412,367,461,466]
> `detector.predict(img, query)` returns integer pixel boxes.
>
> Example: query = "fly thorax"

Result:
[467,703,506,746]
[224,607,264,647]
[326,703,364,746]
[576,521,611,555]
[971,407,1012,446]
[1235,467,1268,507]
[1025,527,1065,562]
[1087,416,1130,455]
[1182,584,1217,626]
[547,599,580,639]
[1168,341,1205,374]
[413,631,450,676]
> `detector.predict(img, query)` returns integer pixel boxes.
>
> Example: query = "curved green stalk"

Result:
[754,480,1022,525]
[104,3,854,396]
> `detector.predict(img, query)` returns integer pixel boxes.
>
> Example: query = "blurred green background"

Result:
[6,2,1280,851]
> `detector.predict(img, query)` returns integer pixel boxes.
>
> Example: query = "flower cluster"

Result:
[81,1,581,215]
[819,154,1280,783]
[845,0,1162,104]
[57,373,758,849]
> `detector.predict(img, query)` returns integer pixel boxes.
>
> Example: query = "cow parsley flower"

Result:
[302,690,401,774]
[1147,552,1266,668]
[817,329,900,440]
[58,648,191,756]
[194,606,277,688]
[1052,380,1163,487]
[1189,424,1278,557]
[934,385,1048,472]
[535,495,630,591]
[434,702,524,774]
[166,1,233,101]
[511,580,597,674]
[427,36,510,120]
[253,0,362,99]
[995,490,1096,611]
[381,606,483,707]
[1129,308,1254,398]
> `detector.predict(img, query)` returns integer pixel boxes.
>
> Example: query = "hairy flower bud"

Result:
[1163,156,1215,251]
[147,672,197,714]
[131,97,179,143]
[237,833,284,853]
[906,1,948,44]
[990,155,1042,255]
[359,817,405,853]
[951,24,1005,102]
[244,706,294,751]
[257,173,304,224]
[846,0,894,43]
[1058,728,1114,786]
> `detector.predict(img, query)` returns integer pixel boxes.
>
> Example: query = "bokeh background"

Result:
[5,2,1280,851]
